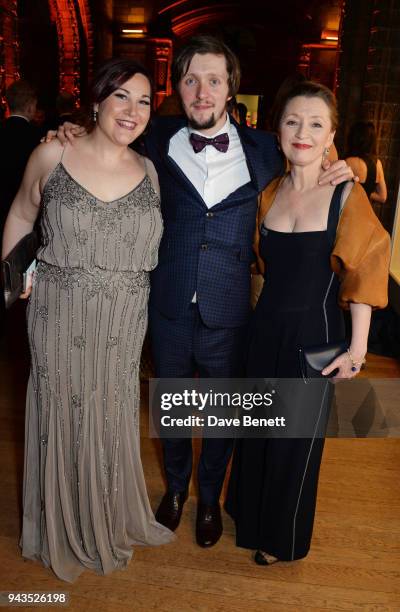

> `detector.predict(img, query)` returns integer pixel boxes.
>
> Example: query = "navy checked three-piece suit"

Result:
[145,115,284,505]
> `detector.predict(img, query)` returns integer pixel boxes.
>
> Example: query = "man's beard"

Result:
[188,112,216,131]
[187,106,226,131]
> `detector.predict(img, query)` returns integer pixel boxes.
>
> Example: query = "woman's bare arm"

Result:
[345,157,367,183]
[370,159,387,204]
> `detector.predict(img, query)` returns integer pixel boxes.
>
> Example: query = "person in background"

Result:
[0,81,42,327]
[345,120,387,210]
[2,58,174,583]
[228,97,248,125]
[237,102,248,126]
[226,81,390,566]
[0,80,41,236]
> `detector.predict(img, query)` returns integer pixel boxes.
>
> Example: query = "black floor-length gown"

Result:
[226,183,346,561]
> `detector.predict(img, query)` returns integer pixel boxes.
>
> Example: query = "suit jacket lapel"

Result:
[233,119,265,194]
[153,115,269,209]
[155,115,208,209]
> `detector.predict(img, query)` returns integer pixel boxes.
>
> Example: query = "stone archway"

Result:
[47,0,93,102]
[0,0,93,113]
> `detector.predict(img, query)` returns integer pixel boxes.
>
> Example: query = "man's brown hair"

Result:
[171,35,241,98]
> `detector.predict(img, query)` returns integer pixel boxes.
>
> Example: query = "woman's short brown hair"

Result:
[275,80,338,131]
[171,35,241,98]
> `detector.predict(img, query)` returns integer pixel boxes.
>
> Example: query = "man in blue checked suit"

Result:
[146,35,353,547]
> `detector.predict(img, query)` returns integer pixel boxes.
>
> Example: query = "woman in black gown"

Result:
[225,81,390,565]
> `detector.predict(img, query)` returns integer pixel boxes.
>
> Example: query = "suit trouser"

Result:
[149,303,248,505]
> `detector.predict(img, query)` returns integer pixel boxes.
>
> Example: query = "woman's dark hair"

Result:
[345,121,377,159]
[171,35,241,98]
[91,57,152,105]
[274,80,338,132]
[87,58,153,133]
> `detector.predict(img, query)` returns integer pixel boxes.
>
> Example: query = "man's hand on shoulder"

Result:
[41,121,86,146]
[318,158,360,186]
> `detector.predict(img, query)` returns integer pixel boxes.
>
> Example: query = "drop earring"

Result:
[324,146,330,157]
[92,107,98,123]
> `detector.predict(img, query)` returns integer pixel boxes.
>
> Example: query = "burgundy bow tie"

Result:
[189,132,229,153]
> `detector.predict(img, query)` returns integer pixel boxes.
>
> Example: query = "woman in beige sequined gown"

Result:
[2,59,174,582]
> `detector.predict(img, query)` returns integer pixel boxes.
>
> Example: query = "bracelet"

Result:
[347,348,366,372]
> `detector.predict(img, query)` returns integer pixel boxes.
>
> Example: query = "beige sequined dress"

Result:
[21,162,174,582]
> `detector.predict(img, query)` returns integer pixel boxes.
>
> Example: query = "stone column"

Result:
[48,0,81,99]
[146,37,173,109]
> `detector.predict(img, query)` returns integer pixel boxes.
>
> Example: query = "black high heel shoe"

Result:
[254,550,279,565]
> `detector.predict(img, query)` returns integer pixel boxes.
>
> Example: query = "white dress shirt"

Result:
[168,114,251,302]
[168,114,251,208]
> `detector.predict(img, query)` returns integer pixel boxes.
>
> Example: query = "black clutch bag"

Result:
[1,231,39,309]
[299,341,348,382]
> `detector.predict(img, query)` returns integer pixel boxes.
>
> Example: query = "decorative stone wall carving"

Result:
[47,0,93,102]
[0,0,19,118]
[1,1,93,107]
[146,37,172,109]
[48,0,80,98]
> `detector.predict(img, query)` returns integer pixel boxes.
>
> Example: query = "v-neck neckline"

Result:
[59,162,148,205]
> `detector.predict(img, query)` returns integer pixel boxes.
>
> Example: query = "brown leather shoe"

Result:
[196,503,223,547]
[155,490,188,531]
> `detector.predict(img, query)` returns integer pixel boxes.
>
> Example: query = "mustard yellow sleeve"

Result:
[331,182,391,309]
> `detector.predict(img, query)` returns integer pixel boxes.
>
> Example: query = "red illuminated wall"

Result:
[47,0,93,102]
[0,0,19,116]
[1,0,93,110]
